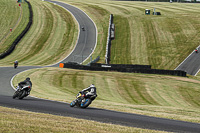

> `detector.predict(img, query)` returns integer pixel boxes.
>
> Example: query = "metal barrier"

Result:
[105,14,113,64]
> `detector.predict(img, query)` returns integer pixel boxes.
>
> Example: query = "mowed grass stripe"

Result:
[20,4,53,62]
[24,4,64,64]
[111,15,131,64]
[179,86,200,108]
[25,2,77,65]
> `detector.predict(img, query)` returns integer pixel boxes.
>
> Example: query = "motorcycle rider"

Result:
[80,84,97,100]
[17,77,32,95]
[81,26,85,31]
[195,48,198,53]
[14,60,18,68]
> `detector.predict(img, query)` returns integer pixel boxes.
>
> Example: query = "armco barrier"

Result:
[62,62,186,77]
[0,0,33,59]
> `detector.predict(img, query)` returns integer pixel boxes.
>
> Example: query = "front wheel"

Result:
[80,99,92,108]
[13,91,19,99]
[18,90,26,99]
[70,100,76,107]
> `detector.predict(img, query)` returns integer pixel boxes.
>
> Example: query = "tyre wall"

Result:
[61,62,186,77]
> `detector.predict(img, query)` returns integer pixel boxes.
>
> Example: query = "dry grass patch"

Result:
[0,106,166,133]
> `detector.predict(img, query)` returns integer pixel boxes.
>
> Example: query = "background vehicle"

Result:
[70,91,96,108]
[14,63,18,68]
[13,85,31,99]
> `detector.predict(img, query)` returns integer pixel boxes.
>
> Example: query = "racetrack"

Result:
[47,0,97,65]
[175,47,200,76]
[0,1,200,132]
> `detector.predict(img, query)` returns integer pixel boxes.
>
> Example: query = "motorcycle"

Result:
[14,63,18,69]
[13,85,31,99]
[81,27,85,31]
[70,91,97,108]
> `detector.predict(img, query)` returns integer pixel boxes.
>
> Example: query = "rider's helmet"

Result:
[90,84,95,88]
[26,77,30,81]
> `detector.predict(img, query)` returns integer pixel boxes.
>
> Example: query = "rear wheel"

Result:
[80,99,91,108]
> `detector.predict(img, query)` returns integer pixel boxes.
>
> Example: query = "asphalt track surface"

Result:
[0,1,200,132]
[49,0,97,65]
[176,47,200,76]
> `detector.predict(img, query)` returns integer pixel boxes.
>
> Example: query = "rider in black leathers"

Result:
[80,84,97,100]
[18,77,32,95]
[14,60,18,68]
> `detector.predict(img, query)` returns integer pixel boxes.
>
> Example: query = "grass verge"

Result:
[0,106,166,133]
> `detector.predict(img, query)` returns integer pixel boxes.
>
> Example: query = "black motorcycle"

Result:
[70,91,97,108]
[14,63,18,69]
[81,27,85,31]
[13,85,31,99]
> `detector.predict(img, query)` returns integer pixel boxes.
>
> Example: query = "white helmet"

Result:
[90,84,95,88]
